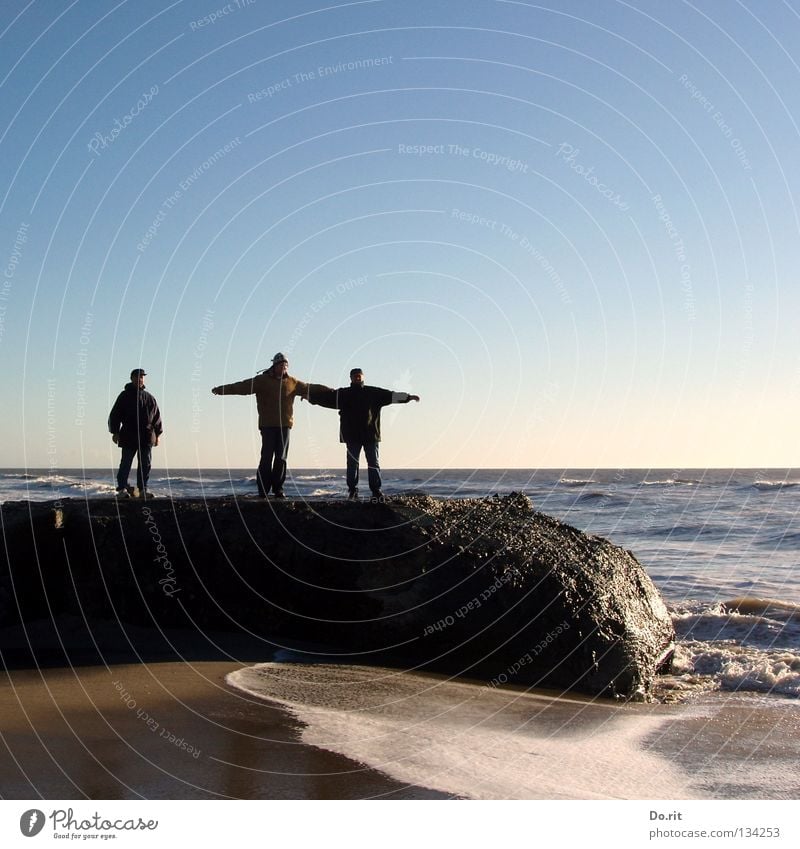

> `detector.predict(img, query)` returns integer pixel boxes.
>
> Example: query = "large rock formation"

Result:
[0,494,674,698]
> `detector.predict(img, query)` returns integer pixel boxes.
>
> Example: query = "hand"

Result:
[409,395,420,402]
[111,434,119,445]
[154,436,160,447]
[211,386,220,395]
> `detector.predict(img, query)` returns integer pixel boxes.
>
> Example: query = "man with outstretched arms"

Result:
[312,367,419,501]
[212,352,329,498]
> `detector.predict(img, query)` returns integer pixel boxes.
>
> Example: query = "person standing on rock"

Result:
[108,368,163,499]
[311,368,419,501]
[212,353,330,498]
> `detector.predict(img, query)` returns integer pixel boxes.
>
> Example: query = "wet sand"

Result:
[0,662,450,799]
[2,660,798,800]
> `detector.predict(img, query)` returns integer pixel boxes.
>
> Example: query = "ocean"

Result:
[3,467,799,799]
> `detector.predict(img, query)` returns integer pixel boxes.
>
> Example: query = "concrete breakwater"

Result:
[0,493,674,698]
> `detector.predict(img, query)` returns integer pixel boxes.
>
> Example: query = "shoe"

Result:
[370,490,385,502]
[115,488,131,499]
[347,489,359,501]
[273,491,286,499]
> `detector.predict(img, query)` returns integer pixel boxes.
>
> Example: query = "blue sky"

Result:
[1,0,798,471]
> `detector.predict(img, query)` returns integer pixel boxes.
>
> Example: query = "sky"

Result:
[1,0,799,472]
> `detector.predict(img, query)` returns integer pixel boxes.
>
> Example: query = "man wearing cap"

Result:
[312,368,419,500]
[212,353,328,498]
[108,368,163,498]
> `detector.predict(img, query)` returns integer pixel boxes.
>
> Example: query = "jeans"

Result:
[117,443,152,491]
[346,441,381,493]
[258,427,290,495]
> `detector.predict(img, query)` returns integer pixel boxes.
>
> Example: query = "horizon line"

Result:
[2,466,796,473]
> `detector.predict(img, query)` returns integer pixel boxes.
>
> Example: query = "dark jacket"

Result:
[313,385,411,443]
[108,383,163,448]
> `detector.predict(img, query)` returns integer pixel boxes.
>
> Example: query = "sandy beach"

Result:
[0,662,450,799]
[2,659,797,800]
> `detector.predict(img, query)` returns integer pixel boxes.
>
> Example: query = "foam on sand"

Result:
[227,663,699,800]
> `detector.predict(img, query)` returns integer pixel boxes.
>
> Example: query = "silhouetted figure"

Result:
[212,352,329,498]
[108,368,162,499]
[313,368,419,500]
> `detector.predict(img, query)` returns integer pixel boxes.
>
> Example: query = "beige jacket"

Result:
[215,371,315,428]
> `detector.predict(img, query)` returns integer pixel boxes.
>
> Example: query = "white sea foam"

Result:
[670,641,800,697]
[671,599,800,649]
[665,598,800,697]
[752,479,798,490]
[308,487,338,497]
[227,663,698,800]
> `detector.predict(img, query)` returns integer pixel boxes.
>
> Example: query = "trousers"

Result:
[116,443,152,491]
[258,427,290,495]
[345,441,381,493]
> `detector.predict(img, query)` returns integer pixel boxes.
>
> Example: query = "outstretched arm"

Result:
[294,380,335,402]
[306,385,339,408]
[211,377,256,395]
[391,392,420,403]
